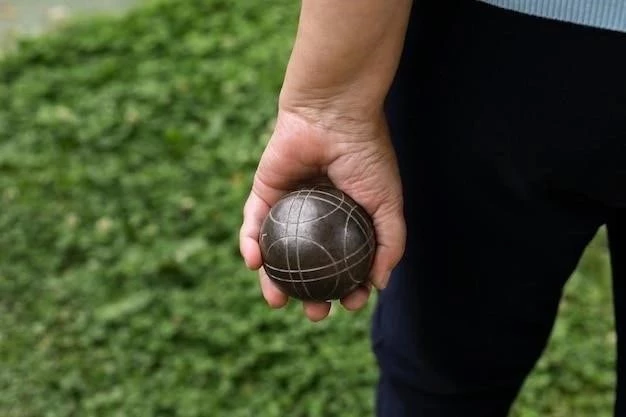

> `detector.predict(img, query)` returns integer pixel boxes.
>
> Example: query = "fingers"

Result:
[260,267,365,320]
[260,265,333,321]
[340,284,371,311]
[260,264,371,319]
[259,268,331,321]
[259,268,289,308]
[305,284,371,320]
[303,301,332,322]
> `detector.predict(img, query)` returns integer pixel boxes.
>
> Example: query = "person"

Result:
[239,0,626,415]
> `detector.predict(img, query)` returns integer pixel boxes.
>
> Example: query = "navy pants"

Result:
[373,1,626,415]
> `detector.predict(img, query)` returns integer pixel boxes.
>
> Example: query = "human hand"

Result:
[239,109,406,321]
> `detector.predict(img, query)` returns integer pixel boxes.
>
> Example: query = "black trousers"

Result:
[373,1,626,416]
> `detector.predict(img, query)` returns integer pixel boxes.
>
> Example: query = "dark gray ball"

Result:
[259,184,376,301]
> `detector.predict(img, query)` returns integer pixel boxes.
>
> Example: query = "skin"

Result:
[239,0,412,321]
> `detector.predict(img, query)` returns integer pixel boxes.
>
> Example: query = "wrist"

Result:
[278,88,386,137]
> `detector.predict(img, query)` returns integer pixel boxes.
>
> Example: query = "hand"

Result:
[239,108,406,321]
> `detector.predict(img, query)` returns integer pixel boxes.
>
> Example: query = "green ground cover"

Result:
[0,1,617,415]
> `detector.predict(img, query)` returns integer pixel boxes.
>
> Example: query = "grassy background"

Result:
[0,0,617,416]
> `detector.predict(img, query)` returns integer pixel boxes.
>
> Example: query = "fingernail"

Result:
[377,271,391,290]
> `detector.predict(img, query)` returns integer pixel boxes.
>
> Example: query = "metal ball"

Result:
[259,184,376,302]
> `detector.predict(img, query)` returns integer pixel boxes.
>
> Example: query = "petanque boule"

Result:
[259,184,376,302]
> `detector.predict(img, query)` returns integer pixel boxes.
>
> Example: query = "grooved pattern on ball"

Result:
[259,185,376,301]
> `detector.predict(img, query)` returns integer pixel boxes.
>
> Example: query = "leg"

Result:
[374,1,624,415]
[373,182,601,416]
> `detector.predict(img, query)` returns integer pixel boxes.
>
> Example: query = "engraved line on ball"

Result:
[343,205,362,285]
[266,259,372,283]
[267,192,343,226]
[268,186,367,228]
[294,188,317,300]
[284,189,304,300]
[263,190,373,271]
[263,234,374,272]
[266,235,344,298]
[297,189,375,237]
[305,188,347,299]
[263,233,375,273]
[280,185,342,202]
[268,193,374,243]
[264,238,375,282]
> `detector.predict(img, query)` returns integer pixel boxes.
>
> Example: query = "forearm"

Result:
[279,0,413,123]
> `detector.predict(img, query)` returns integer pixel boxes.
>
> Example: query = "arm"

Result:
[281,0,413,123]
[241,0,411,321]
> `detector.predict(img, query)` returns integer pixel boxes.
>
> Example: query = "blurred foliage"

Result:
[0,0,617,416]
[511,232,615,417]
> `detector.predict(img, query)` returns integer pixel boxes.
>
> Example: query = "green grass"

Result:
[0,0,617,416]
[511,231,615,417]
